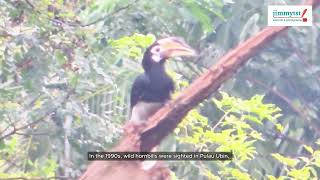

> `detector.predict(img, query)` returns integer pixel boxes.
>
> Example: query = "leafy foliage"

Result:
[109,33,156,60]
[175,93,282,179]
[269,144,320,180]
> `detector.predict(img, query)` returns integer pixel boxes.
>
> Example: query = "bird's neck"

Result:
[145,63,167,78]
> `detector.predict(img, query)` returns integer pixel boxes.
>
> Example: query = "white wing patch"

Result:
[130,102,163,124]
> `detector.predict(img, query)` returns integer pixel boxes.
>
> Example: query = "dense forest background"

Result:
[0,0,319,179]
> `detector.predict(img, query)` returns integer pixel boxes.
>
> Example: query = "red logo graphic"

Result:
[301,9,307,22]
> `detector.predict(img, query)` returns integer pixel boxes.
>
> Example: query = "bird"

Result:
[129,37,197,126]
[128,37,196,170]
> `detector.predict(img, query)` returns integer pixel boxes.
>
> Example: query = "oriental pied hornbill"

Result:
[129,37,197,125]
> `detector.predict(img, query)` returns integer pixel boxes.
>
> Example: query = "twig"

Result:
[284,35,320,87]
[81,0,140,27]
[265,129,316,148]
[15,131,52,136]
[212,112,228,131]
[0,92,72,141]
[22,0,140,28]
[1,156,21,173]
[25,0,35,9]
[247,77,320,136]
[0,176,68,180]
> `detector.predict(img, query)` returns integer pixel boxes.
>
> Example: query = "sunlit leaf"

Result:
[271,153,298,167]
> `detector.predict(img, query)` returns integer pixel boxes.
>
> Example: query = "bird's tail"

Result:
[141,147,158,170]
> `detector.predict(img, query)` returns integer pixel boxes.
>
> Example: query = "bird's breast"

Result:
[130,101,164,124]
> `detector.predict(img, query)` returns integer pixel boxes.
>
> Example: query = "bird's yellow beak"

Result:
[157,37,197,58]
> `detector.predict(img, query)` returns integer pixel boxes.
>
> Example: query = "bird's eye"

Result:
[151,46,161,54]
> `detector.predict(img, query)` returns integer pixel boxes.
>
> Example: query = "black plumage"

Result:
[130,47,174,109]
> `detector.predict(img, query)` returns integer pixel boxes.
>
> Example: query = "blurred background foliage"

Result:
[0,0,319,179]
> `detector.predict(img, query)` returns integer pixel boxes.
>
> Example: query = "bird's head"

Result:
[142,37,197,71]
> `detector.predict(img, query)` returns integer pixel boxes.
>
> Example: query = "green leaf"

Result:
[309,167,318,177]
[0,101,20,109]
[275,123,284,133]
[312,150,320,168]
[202,168,221,180]
[230,168,251,180]
[33,99,43,109]
[271,153,298,167]
[0,139,5,150]
[183,0,214,34]
[68,71,79,88]
[109,33,156,59]
[303,145,314,154]
[250,131,264,141]
[243,114,262,125]
[288,167,311,179]
[54,50,66,66]
[266,175,277,180]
